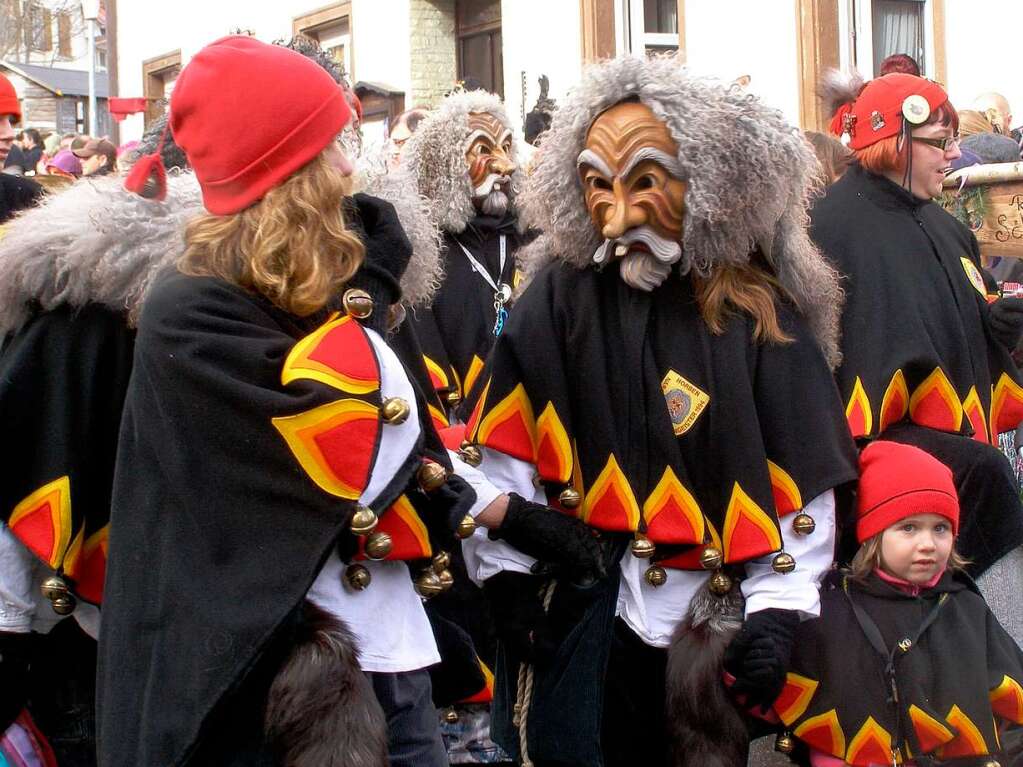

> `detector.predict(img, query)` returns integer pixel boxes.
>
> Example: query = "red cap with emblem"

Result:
[830,73,949,150]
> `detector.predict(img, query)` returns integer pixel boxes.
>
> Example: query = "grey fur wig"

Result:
[400,89,526,234]
[518,56,844,367]
[0,159,443,337]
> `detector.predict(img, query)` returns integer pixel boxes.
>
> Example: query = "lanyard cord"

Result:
[455,235,507,294]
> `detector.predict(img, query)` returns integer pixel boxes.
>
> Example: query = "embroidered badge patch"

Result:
[661,370,710,436]
[961,256,987,296]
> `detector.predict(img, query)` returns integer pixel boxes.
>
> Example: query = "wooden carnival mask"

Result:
[464,111,516,209]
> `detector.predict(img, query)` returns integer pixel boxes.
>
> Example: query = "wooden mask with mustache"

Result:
[578,101,687,247]
[464,111,516,206]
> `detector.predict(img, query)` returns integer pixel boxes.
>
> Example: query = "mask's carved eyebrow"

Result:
[464,129,495,150]
[576,148,613,178]
[620,146,684,178]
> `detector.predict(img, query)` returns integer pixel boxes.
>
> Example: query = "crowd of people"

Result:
[1,36,1023,767]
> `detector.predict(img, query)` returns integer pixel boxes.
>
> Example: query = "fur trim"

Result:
[0,172,203,335]
[666,585,747,767]
[400,89,526,234]
[265,600,388,767]
[516,55,845,367]
[818,68,867,122]
[356,152,444,309]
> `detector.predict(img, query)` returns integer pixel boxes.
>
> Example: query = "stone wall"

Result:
[408,0,456,107]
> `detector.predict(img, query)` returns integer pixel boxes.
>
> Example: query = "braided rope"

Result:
[513,580,557,767]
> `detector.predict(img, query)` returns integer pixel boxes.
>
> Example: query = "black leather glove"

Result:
[723,608,799,714]
[989,296,1023,350]
[0,631,33,731]
[490,493,605,584]
[346,193,413,333]
[484,571,557,668]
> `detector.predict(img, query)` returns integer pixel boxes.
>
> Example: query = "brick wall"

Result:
[408,0,456,107]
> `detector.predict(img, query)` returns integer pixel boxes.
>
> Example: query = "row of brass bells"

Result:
[699,546,724,570]
[345,564,372,591]
[792,513,816,536]
[364,531,393,560]
[644,565,667,587]
[381,397,411,425]
[41,575,76,615]
[708,570,733,596]
[418,461,448,492]
[772,552,797,574]
[558,487,582,510]
[456,515,477,539]
[631,534,656,559]
[774,732,795,754]
[458,441,482,468]
[433,552,455,591]
[343,288,373,319]
[350,505,379,536]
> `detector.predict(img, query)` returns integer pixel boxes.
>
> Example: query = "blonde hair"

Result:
[849,532,970,582]
[693,261,793,345]
[180,151,365,316]
[957,109,995,139]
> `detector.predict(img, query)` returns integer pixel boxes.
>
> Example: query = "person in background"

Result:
[0,72,42,224]
[879,53,920,77]
[73,138,118,177]
[805,130,853,185]
[44,148,82,180]
[388,107,429,168]
[772,441,1023,766]
[972,92,1013,136]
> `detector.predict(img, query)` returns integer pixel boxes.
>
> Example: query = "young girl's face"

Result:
[880,513,954,584]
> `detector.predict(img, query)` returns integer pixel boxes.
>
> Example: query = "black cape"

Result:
[0,173,43,225]
[96,272,455,767]
[0,304,134,604]
[776,570,1023,765]
[812,164,1023,443]
[465,261,858,568]
[410,212,525,408]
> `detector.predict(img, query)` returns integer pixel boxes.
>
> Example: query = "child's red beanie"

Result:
[857,441,959,543]
[170,35,351,215]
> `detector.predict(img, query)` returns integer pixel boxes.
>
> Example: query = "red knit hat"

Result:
[0,72,22,123]
[168,35,351,215]
[856,441,959,543]
[830,73,949,150]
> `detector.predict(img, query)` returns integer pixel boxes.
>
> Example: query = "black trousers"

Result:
[367,668,448,767]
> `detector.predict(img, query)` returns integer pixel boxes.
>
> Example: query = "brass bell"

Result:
[446,390,461,405]
[709,570,733,596]
[699,546,724,570]
[342,288,374,319]
[558,488,582,510]
[415,570,445,598]
[437,569,455,591]
[630,535,656,559]
[418,461,448,492]
[792,513,816,536]
[775,732,795,754]
[364,531,393,560]
[982,761,1001,767]
[41,574,71,602]
[51,595,77,615]
[456,514,477,539]
[432,551,451,572]
[350,505,379,536]
[644,565,668,587]
[345,564,372,591]
[458,443,482,467]
[381,397,411,425]
[772,552,797,574]
[443,707,459,724]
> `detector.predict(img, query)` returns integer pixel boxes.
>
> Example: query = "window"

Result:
[628,0,682,55]
[293,4,354,80]
[25,4,52,52]
[57,12,72,58]
[456,0,503,96]
[142,50,182,129]
[871,0,925,74]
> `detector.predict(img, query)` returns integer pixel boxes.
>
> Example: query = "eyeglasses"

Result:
[913,134,961,151]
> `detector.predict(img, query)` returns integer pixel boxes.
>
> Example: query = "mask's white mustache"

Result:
[474,173,511,198]
[592,226,681,265]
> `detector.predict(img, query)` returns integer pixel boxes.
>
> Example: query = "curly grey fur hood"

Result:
[0,172,203,335]
[400,89,526,234]
[518,56,844,366]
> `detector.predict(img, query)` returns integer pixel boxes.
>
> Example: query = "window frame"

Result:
[843,0,945,82]
[293,2,354,81]
[624,0,685,58]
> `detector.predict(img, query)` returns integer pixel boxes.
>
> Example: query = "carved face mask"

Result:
[577,101,687,290]
[465,111,516,216]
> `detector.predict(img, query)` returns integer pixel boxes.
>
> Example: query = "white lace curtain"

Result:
[872,0,925,75]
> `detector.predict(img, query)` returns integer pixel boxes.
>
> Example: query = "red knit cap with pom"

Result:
[829,73,949,150]
[856,441,959,543]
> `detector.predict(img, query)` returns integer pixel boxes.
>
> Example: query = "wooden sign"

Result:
[943,163,1023,259]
